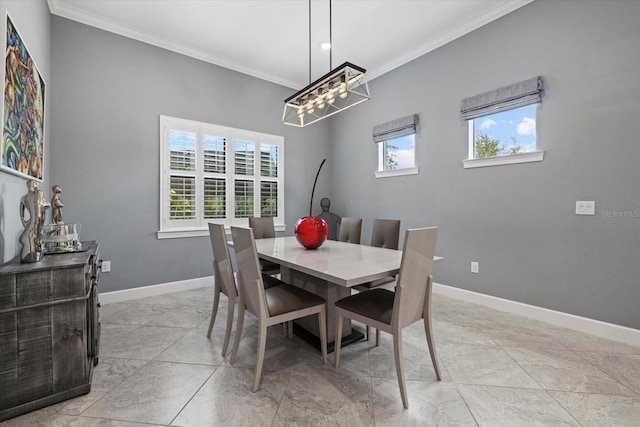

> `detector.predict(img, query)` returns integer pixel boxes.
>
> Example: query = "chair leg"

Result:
[318,307,327,364]
[206,282,221,338]
[375,329,381,347]
[288,321,293,339]
[230,302,245,364]
[424,316,441,381]
[366,325,370,341]
[334,311,344,368]
[221,300,235,357]
[253,323,267,392]
[393,330,409,409]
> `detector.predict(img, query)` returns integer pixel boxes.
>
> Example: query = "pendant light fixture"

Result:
[282,0,370,127]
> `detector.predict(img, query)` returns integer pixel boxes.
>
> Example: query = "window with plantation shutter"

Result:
[170,176,196,220]
[159,116,284,238]
[234,179,254,218]
[204,177,225,219]
[261,181,278,217]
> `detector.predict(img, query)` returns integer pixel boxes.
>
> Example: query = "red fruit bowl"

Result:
[295,216,328,249]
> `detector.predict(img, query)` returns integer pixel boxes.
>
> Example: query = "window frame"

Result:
[375,133,419,179]
[461,77,544,169]
[463,103,544,169]
[158,116,284,239]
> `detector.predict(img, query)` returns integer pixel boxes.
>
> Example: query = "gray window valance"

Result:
[460,76,543,120]
[373,114,418,143]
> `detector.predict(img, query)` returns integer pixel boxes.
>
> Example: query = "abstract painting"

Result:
[2,13,45,181]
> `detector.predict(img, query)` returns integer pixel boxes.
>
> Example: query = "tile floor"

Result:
[2,286,639,426]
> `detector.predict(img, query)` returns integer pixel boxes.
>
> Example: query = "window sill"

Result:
[157,223,287,239]
[374,167,419,179]
[462,150,544,169]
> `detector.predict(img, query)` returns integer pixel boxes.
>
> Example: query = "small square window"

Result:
[378,134,415,172]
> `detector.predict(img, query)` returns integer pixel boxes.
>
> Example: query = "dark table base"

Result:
[293,323,365,353]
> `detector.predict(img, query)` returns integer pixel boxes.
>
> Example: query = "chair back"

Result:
[248,217,275,239]
[338,217,363,244]
[392,227,438,328]
[371,219,401,250]
[231,227,267,318]
[208,223,237,298]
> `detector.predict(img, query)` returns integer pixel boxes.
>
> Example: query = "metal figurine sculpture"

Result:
[19,179,50,263]
[51,185,64,224]
[318,197,341,241]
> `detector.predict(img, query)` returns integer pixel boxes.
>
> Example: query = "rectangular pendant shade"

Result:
[283,62,370,127]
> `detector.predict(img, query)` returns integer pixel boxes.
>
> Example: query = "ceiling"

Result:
[48,0,533,89]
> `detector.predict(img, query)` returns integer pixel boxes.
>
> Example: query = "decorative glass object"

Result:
[41,223,82,254]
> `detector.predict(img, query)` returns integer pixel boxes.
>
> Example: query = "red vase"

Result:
[295,216,329,249]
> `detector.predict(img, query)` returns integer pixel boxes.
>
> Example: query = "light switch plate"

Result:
[576,201,595,215]
[471,262,479,273]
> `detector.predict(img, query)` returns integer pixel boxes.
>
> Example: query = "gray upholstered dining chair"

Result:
[248,216,280,277]
[337,217,363,244]
[229,226,328,392]
[354,219,401,343]
[370,219,401,250]
[206,223,280,357]
[334,227,441,409]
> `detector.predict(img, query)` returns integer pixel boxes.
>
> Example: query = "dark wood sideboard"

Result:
[0,241,101,421]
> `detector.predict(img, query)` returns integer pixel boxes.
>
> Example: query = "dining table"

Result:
[252,235,444,351]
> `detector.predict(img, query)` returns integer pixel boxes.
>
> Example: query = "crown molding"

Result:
[367,0,535,81]
[47,0,301,88]
[48,0,534,89]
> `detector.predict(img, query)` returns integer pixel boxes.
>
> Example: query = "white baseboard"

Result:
[100,276,213,305]
[433,282,640,348]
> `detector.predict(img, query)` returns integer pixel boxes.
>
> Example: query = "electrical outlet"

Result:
[102,260,111,272]
[471,261,479,274]
[576,201,595,215]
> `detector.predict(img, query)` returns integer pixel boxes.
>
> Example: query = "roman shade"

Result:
[373,114,418,143]
[460,76,543,120]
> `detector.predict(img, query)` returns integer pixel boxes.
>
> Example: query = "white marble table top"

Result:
[253,236,443,288]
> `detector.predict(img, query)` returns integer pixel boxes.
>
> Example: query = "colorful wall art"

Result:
[2,13,46,181]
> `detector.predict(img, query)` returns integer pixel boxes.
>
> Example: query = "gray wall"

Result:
[330,0,640,329]
[50,17,331,292]
[0,0,51,264]
[5,1,639,330]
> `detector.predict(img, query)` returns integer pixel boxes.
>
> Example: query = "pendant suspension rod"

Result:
[329,0,332,71]
[308,0,311,84]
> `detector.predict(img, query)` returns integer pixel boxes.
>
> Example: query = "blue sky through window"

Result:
[474,104,537,153]
[386,134,415,169]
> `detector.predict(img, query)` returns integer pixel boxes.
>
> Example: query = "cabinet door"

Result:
[0,313,17,410]
[52,301,87,391]
[17,307,53,402]
[53,266,86,299]
[17,271,52,306]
